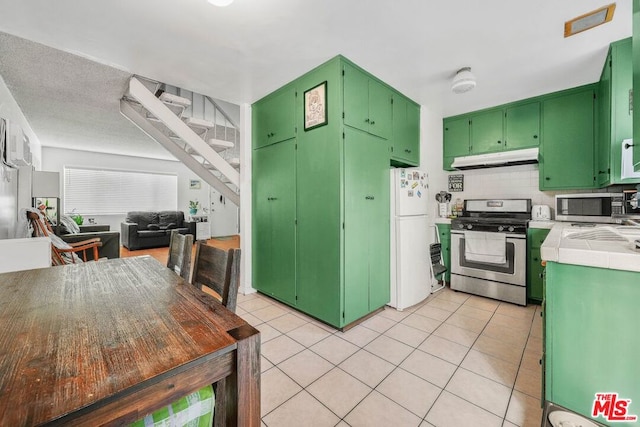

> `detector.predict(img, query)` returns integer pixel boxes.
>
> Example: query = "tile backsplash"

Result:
[438,164,634,219]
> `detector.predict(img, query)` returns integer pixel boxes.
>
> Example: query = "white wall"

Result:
[41,146,237,235]
[0,74,42,239]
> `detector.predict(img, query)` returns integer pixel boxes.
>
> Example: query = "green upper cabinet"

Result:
[470,109,504,154]
[344,62,392,139]
[391,93,420,166]
[252,85,297,149]
[633,0,640,171]
[598,38,637,185]
[505,102,540,150]
[443,117,470,170]
[443,101,540,170]
[540,85,597,190]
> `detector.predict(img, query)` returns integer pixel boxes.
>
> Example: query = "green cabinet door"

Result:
[540,87,596,190]
[253,86,297,149]
[252,139,296,304]
[343,128,390,324]
[545,263,640,421]
[470,109,503,154]
[391,94,420,166]
[436,224,451,282]
[598,52,612,186]
[527,226,549,303]
[505,102,540,150]
[344,63,370,133]
[368,79,392,139]
[443,117,470,170]
[634,0,640,170]
[343,63,392,139]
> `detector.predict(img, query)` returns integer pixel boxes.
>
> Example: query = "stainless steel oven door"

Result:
[450,231,526,286]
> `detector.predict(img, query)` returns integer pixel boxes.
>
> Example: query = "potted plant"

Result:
[189,200,199,215]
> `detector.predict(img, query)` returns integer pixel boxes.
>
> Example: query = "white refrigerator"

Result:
[389,168,430,311]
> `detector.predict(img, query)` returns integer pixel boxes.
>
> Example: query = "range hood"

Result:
[451,147,539,170]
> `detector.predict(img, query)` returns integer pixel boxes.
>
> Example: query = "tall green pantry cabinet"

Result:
[252,56,414,328]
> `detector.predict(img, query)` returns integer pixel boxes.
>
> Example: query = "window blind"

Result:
[64,167,178,215]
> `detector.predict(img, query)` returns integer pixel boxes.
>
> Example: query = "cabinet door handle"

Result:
[267,197,278,201]
[365,195,375,200]
[370,120,375,125]
[533,135,538,139]
[533,257,539,262]
[545,177,550,181]
[364,118,370,123]
[497,140,502,144]
[404,149,411,153]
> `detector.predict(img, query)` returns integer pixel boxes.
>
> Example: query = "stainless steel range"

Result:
[450,199,531,306]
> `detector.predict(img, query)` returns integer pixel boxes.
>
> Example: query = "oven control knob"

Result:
[498,226,504,231]
[508,226,515,232]
[458,224,464,229]
[466,224,473,230]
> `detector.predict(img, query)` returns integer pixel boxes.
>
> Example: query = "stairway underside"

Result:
[120,77,240,206]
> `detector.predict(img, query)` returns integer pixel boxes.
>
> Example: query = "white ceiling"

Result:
[0,0,633,159]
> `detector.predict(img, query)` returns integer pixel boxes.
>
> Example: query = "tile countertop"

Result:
[434,217,452,225]
[540,222,640,272]
[528,220,555,229]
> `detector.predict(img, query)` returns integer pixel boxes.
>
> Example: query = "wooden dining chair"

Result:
[27,211,102,266]
[133,244,241,427]
[191,242,241,313]
[167,230,193,281]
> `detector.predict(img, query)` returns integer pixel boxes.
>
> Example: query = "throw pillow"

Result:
[60,215,81,234]
[147,224,161,230]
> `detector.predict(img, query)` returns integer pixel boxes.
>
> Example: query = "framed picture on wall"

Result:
[304,81,328,131]
[189,179,201,190]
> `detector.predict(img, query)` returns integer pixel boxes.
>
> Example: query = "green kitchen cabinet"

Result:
[443,101,540,170]
[470,109,504,154]
[443,117,471,170]
[598,38,637,186]
[344,62,392,139]
[252,85,297,149]
[539,85,597,190]
[505,102,540,150]
[252,138,297,305]
[390,93,420,166]
[435,223,451,283]
[633,0,640,171]
[343,128,390,324]
[545,262,640,425]
[252,55,398,328]
[526,227,549,303]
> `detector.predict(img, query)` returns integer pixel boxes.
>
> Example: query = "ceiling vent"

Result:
[565,3,616,37]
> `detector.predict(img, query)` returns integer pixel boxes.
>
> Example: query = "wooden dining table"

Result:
[0,256,260,426]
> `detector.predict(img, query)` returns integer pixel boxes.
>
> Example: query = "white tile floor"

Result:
[236,287,543,427]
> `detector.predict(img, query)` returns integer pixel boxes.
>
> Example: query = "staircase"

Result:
[120,76,240,206]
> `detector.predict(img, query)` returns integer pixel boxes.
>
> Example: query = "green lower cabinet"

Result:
[435,223,451,283]
[527,227,550,303]
[545,262,640,425]
[252,139,297,305]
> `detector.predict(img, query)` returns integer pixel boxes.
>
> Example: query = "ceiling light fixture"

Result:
[564,3,616,37]
[451,67,476,94]
[207,0,234,6]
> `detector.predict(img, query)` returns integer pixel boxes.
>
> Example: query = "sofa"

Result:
[121,211,195,250]
[57,223,121,261]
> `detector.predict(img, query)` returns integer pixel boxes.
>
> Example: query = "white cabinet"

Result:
[190,215,210,241]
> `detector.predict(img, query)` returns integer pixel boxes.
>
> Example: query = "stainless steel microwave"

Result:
[555,193,624,223]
